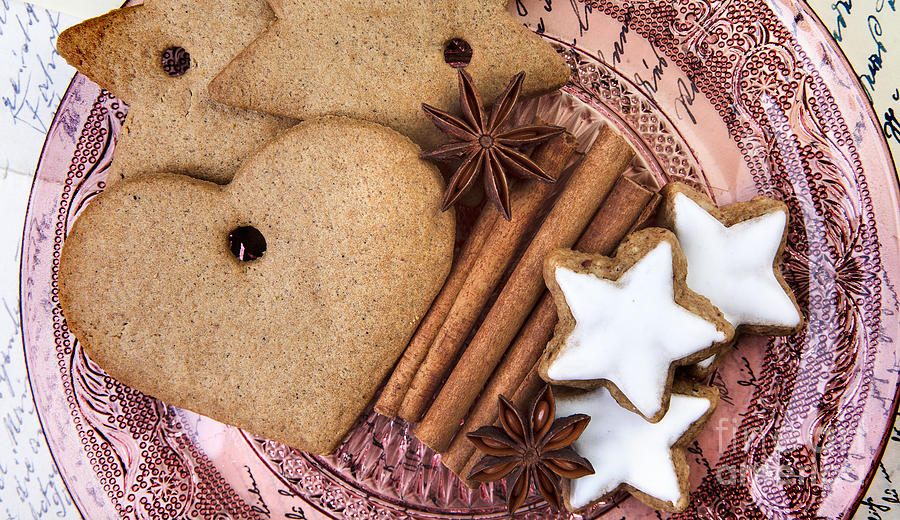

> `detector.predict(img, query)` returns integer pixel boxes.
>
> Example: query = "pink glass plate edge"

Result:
[22,75,120,519]
[796,4,900,517]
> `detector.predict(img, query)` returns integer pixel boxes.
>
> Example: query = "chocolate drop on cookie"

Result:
[228,226,266,261]
[443,38,472,68]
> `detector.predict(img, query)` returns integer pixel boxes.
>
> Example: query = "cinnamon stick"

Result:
[415,126,634,452]
[375,204,499,417]
[441,177,658,478]
[396,132,577,422]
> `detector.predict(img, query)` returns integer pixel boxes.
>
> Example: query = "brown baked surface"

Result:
[657,181,803,337]
[57,0,295,184]
[539,228,734,422]
[558,383,720,513]
[59,117,455,454]
[207,0,570,150]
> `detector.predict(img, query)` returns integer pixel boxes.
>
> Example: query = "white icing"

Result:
[556,387,711,509]
[672,193,801,329]
[697,355,715,369]
[547,242,726,418]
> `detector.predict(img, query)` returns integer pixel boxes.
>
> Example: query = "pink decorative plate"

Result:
[22,0,900,518]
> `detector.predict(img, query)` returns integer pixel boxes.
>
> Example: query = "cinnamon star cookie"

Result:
[657,182,802,334]
[657,182,803,376]
[539,228,734,422]
[555,384,718,513]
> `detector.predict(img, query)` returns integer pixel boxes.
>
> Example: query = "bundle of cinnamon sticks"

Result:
[375,124,661,484]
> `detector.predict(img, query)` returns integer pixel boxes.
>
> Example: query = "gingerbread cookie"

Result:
[59,117,455,454]
[555,383,718,513]
[57,0,295,184]
[657,182,803,335]
[207,0,569,150]
[538,228,734,422]
[658,183,803,376]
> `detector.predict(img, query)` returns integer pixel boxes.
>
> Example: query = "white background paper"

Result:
[1,2,77,516]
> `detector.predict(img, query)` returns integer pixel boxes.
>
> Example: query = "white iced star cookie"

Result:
[538,228,733,422]
[657,183,803,376]
[555,384,718,513]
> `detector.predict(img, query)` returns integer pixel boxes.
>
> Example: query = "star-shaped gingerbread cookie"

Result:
[207,0,570,149]
[657,182,803,334]
[555,384,718,513]
[57,0,295,185]
[539,228,734,422]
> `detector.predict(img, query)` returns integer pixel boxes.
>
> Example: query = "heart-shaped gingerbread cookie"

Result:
[60,117,455,454]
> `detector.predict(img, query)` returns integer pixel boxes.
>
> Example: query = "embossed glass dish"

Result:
[22,0,900,518]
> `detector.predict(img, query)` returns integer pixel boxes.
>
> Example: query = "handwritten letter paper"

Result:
[0,1,75,176]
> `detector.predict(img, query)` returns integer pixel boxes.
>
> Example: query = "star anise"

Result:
[421,70,565,220]
[466,385,593,514]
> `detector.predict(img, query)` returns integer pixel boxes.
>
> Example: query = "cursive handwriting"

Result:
[0,201,73,517]
[245,466,271,518]
[567,0,591,37]
[1,1,77,178]
[736,356,758,389]
[686,440,713,474]
[674,77,700,124]
[859,15,886,100]
[278,489,308,519]
[892,401,900,443]
[876,0,896,12]
[1,4,65,134]
[830,0,853,42]
[518,0,551,34]
[857,464,899,520]
[515,0,528,16]
[0,293,73,517]
[883,90,900,145]
[633,45,669,99]
[710,370,734,406]
[611,9,632,66]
